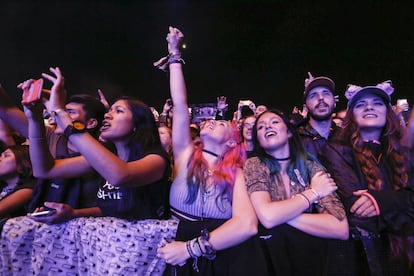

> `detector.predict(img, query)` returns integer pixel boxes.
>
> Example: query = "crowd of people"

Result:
[0,26,413,275]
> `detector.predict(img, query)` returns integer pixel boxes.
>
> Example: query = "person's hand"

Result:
[97,88,109,110]
[394,104,408,116]
[350,190,378,218]
[29,202,74,224]
[17,79,46,120]
[238,100,256,113]
[300,104,308,118]
[157,240,189,266]
[41,67,66,112]
[309,171,337,198]
[166,26,184,55]
[162,98,173,114]
[217,96,228,112]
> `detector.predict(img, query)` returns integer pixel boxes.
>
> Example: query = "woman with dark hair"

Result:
[0,67,174,275]
[244,108,348,275]
[0,145,35,220]
[320,81,414,275]
[25,71,170,220]
[156,27,258,275]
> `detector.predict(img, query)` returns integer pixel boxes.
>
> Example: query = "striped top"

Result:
[169,167,232,220]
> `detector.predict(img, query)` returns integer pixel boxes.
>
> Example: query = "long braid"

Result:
[383,120,408,190]
[350,129,383,191]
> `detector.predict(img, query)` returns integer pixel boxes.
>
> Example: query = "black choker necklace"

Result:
[363,139,381,145]
[275,156,290,161]
[202,149,223,160]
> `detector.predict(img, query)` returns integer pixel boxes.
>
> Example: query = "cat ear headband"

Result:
[345,80,394,107]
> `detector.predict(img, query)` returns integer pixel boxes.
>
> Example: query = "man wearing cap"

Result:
[296,72,345,275]
[297,72,340,158]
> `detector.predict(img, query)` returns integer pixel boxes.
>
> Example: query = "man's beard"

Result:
[309,103,334,121]
[309,109,334,121]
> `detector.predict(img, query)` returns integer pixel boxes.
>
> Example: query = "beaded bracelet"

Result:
[199,229,216,260]
[192,238,202,256]
[186,239,200,272]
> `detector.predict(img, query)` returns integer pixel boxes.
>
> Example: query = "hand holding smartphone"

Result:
[397,99,409,111]
[29,208,57,217]
[21,78,46,105]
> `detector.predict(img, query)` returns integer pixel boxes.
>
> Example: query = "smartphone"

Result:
[239,100,252,106]
[22,78,44,105]
[397,99,409,111]
[29,208,56,217]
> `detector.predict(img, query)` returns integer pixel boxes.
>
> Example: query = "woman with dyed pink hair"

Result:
[156,26,261,275]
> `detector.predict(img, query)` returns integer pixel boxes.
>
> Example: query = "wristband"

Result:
[50,108,66,118]
[186,238,200,272]
[169,59,184,65]
[199,229,216,260]
[296,193,311,208]
[361,191,380,215]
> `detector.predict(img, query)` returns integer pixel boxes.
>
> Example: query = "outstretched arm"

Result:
[42,67,166,187]
[167,27,194,168]
[19,73,91,179]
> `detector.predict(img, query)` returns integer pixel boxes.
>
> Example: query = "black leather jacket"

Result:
[320,140,414,236]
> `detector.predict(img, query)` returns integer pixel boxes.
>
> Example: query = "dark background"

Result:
[1,0,413,114]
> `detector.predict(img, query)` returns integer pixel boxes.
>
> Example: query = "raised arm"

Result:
[19,74,91,179]
[165,27,194,169]
[42,67,166,187]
